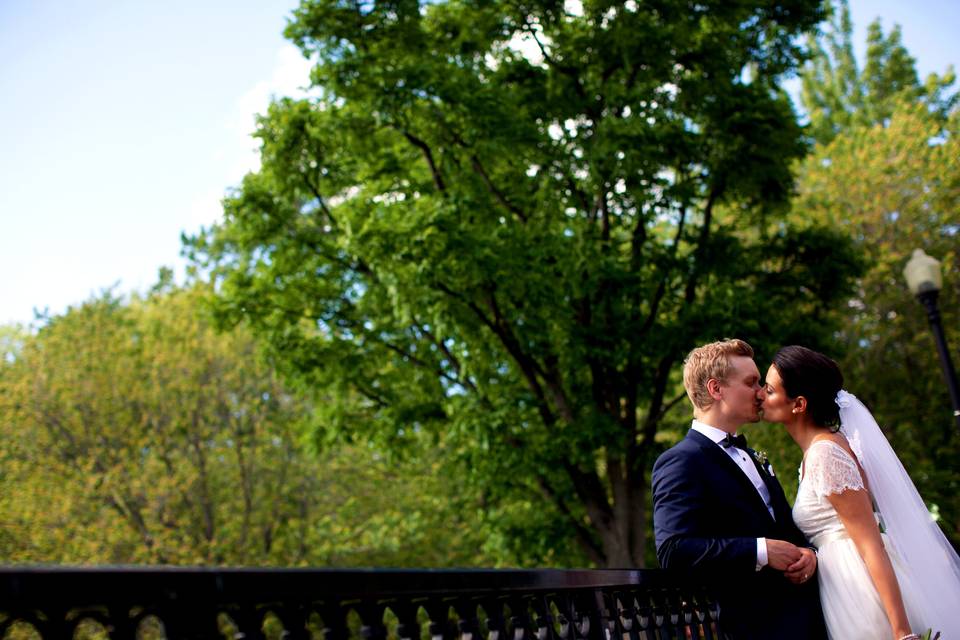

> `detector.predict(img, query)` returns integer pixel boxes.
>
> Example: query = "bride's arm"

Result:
[829,488,912,640]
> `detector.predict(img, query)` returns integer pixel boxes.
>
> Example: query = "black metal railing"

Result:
[0,567,721,640]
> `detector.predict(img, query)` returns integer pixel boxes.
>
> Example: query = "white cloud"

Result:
[184,45,316,234]
[227,44,315,138]
[185,187,228,231]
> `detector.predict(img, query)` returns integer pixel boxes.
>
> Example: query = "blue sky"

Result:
[1,0,958,327]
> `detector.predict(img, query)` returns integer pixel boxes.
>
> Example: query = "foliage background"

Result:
[1,0,957,567]
[743,1,959,544]
[0,285,498,566]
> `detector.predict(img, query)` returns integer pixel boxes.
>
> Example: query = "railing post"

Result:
[392,600,423,640]
[275,604,311,640]
[425,599,457,640]
[319,602,350,640]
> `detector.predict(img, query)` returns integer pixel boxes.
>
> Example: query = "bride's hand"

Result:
[784,547,817,584]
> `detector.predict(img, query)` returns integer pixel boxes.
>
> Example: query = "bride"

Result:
[760,345,960,640]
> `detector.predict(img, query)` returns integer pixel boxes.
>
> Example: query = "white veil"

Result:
[837,390,960,634]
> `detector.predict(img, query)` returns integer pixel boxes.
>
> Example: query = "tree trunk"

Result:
[588,471,648,568]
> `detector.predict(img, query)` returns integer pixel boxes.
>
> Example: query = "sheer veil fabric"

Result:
[836,390,960,635]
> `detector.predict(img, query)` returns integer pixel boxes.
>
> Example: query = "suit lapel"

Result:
[749,450,790,522]
[754,456,792,522]
[686,429,776,522]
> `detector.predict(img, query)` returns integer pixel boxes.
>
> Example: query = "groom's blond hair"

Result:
[683,339,755,410]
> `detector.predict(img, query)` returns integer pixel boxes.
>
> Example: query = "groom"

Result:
[652,339,826,639]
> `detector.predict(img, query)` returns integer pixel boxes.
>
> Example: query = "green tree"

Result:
[0,286,493,566]
[800,0,956,146]
[187,0,864,567]
[791,99,960,542]
[793,2,960,544]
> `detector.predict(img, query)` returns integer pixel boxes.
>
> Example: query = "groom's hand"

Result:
[765,539,803,571]
[784,547,817,585]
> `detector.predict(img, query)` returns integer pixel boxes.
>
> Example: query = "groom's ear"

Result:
[706,378,723,401]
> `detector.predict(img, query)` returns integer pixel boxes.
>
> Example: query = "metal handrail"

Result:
[0,566,721,640]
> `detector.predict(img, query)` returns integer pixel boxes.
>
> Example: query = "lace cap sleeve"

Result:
[804,440,865,497]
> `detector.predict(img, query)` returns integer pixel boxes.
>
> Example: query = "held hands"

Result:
[765,539,802,571]
[766,539,817,584]
[784,546,817,585]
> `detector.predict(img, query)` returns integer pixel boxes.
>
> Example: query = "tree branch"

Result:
[39,407,163,560]
[231,414,255,552]
[525,23,587,101]
[658,390,689,421]
[684,186,720,305]
[381,339,466,389]
[302,173,336,227]
[536,476,605,566]
[470,155,528,222]
[642,354,677,445]
[483,288,577,424]
[634,203,686,339]
[607,452,631,558]
[187,413,216,545]
[414,322,480,394]
[433,281,559,428]
[562,460,615,540]
[353,380,392,409]
[599,188,611,241]
[565,173,592,215]
[541,351,576,424]
[401,130,447,192]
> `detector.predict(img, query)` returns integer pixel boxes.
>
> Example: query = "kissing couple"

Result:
[652,339,960,640]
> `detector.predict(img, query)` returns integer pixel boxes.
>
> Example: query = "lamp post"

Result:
[903,248,960,430]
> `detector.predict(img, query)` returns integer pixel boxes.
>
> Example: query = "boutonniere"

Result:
[751,449,775,477]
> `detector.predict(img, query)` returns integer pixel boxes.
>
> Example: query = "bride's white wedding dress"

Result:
[792,439,928,639]
[792,391,960,640]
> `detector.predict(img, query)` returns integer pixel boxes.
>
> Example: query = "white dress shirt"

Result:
[691,420,772,570]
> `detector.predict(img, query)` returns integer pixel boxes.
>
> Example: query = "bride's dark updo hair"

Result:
[772,345,844,428]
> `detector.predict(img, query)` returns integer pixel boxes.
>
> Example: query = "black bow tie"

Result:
[721,433,748,450]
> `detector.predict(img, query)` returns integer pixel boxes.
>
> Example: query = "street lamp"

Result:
[903,248,960,430]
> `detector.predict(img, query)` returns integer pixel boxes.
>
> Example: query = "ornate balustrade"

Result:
[0,567,721,640]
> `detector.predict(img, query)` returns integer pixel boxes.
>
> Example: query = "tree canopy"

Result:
[783,0,960,544]
[0,286,493,566]
[800,0,956,146]
[187,0,863,566]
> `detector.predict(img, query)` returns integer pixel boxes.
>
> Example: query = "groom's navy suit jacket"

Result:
[652,429,826,640]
